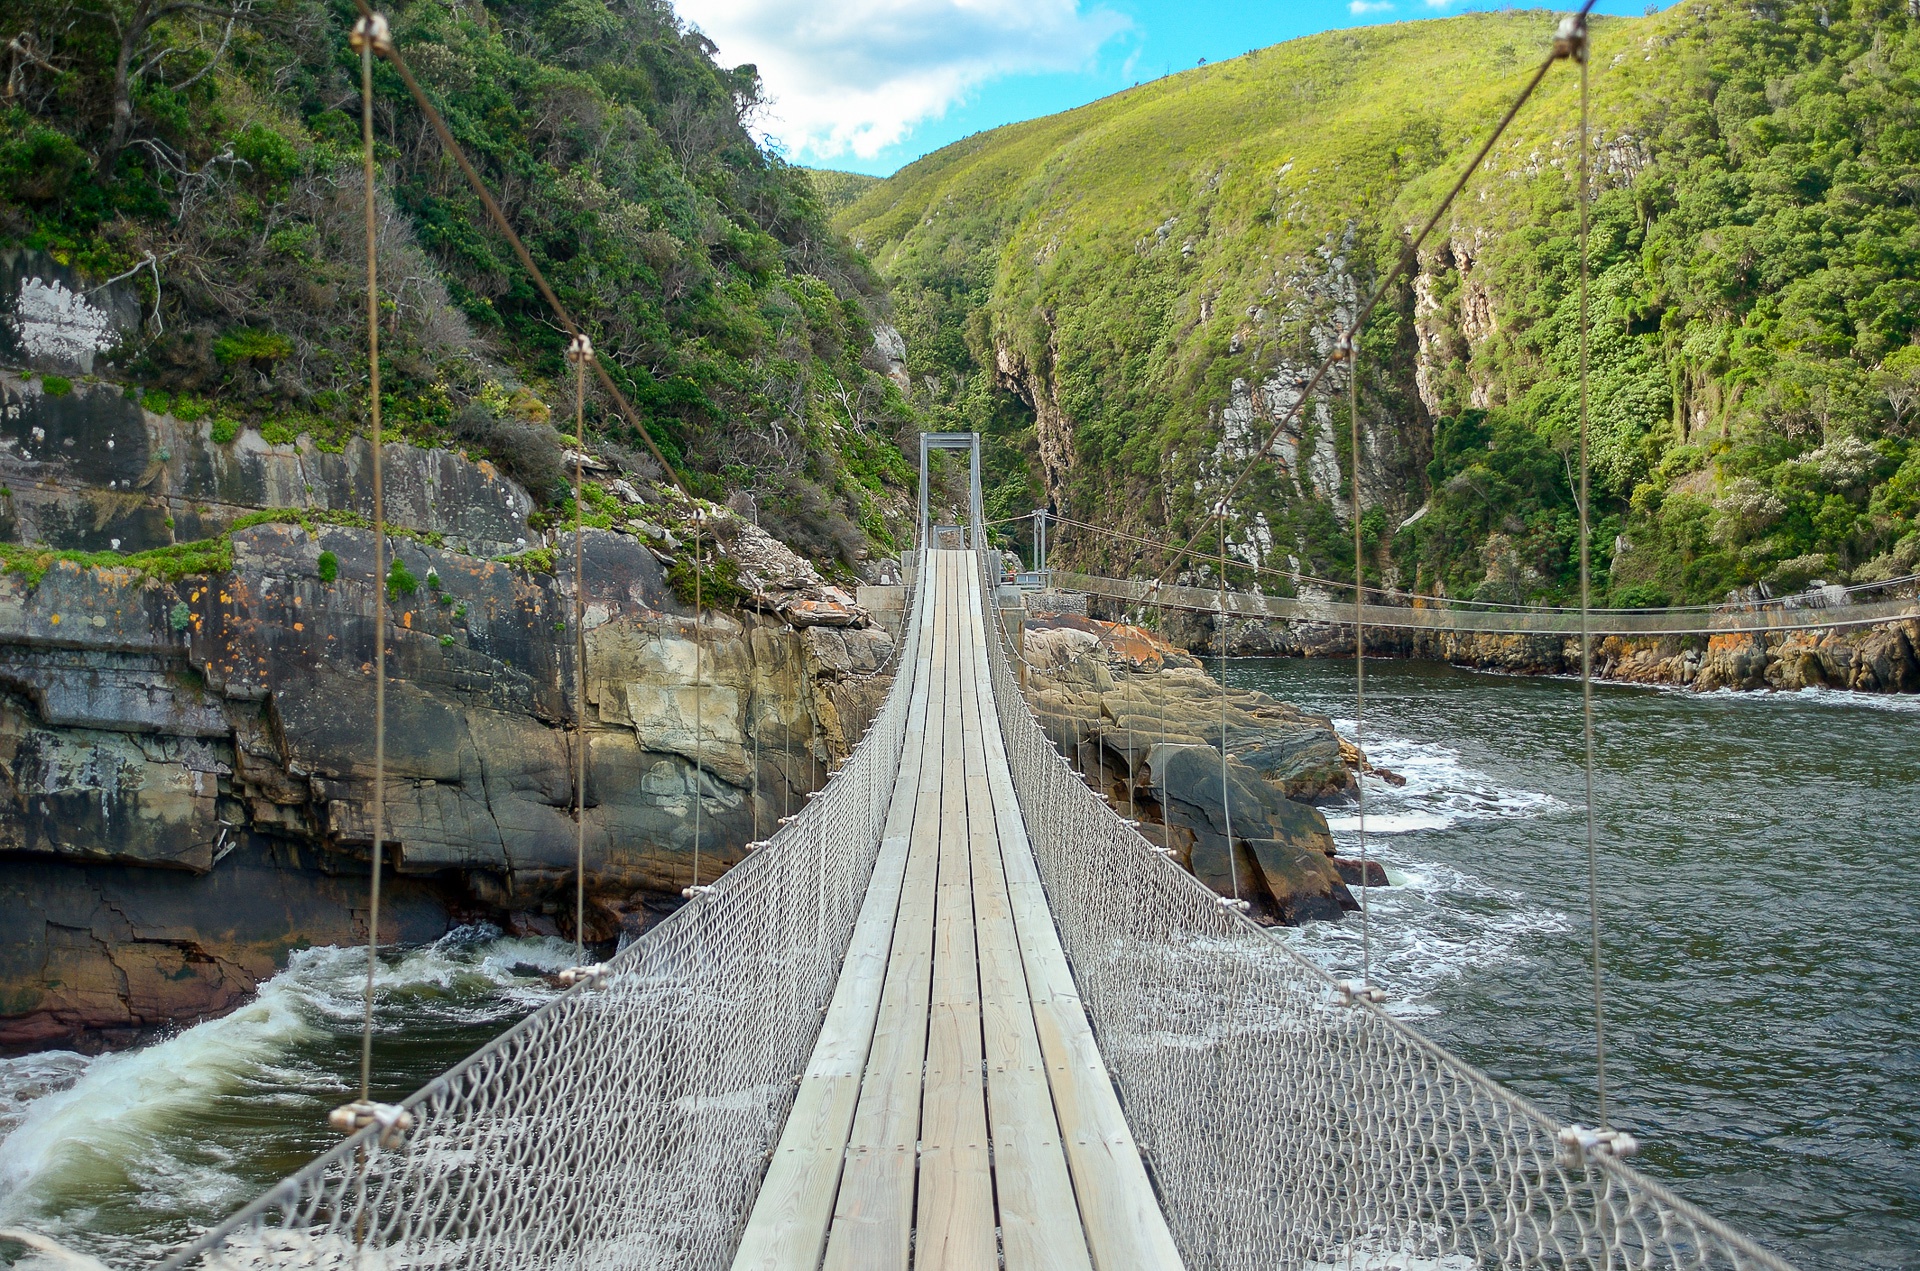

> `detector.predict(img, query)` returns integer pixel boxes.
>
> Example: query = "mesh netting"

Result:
[157,545,1796,1271]
[157,581,927,1271]
[1055,568,1920,638]
[976,556,1797,1271]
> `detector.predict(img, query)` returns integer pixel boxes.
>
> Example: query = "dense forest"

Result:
[1,0,913,565]
[838,0,1920,606]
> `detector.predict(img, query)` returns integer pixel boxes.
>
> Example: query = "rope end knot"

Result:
[1556,1124,1639,1168]
[1336,980,1387,1006]
[557,963,607,989]
[348,13,393,55]
[329,1099,413,1148]
[1551,15,1588,62]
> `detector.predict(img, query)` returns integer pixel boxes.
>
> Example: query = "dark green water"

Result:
[1,664,1913,1269]
[1231,658,1920,1271]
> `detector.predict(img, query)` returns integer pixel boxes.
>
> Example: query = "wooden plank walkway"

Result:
[733,550,1184,1271]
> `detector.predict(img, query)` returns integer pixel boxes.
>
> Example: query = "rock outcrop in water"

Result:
[1019,614,1361,925]
[0,376,892,1049]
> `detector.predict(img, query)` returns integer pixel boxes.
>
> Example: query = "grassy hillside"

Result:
[803,168,883,217]
[842,0,1920,605]
[1,0,913,564]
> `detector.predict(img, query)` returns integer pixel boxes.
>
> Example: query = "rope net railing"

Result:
[973,553,1796,1271]
[1052,568,1920,639]
[157,577,928,1271]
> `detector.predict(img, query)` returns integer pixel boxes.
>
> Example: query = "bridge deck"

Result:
[732,550,1183,1271]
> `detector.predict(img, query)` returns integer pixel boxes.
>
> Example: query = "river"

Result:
[1234,658,1919,1271]
[0,662,1913,1269]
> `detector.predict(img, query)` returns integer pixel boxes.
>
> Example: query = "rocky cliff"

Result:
[0,374,892,1049]
[1018,613,1370,925]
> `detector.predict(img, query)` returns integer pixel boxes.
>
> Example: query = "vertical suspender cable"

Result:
[1572,16,1610,1130]
[1217,511,1239,904]
[691,517,704,893]
[568,335,591,962]
[353,12,390,1106]
[1346,333,1371,988]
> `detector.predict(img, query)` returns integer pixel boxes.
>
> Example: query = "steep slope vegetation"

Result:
[2,0,912,562]
[841,0,1920,605]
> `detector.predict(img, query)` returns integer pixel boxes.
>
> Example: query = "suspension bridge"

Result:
[115,3,1881,1265]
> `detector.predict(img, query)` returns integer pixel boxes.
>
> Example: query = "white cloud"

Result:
[675,0,1129,163]
[1348,0,1394,11]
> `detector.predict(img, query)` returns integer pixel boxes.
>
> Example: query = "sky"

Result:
[673,0,1672,177]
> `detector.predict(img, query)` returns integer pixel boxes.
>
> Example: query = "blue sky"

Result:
[674,0,1672,177]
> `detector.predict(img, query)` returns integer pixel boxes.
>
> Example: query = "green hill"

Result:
[1,0,912,563]
[842,0,1920,604]
[803,168,884,217]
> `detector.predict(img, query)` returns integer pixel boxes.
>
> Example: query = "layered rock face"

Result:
[1019,614,1364,925]
[0,378,891,1048]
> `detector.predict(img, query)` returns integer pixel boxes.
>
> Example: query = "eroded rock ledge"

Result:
[1018,613,1370,926]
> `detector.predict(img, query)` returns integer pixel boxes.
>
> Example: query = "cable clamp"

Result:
[1217,896,1251,912]
[1336,980,1387,1006]
[557,963,607,989]
[1551,15,1588,62]
[681,884,714,899]
[1121,819,1141,828]
[744,839,769,852]
[566,333,594,363]
[348,12,393,54]
[806,790,825,799]
[777,815,797,825]
[1148,844,1174,856]
[329,1099,413,1148]
[1557,1124,1639,1167]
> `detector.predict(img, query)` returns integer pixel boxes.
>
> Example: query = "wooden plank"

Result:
[730,558,943,1271]
[821,551,953,1271]
[914,553,996,1271]
[957,563,1095,1271]
[962,565,1188,1271]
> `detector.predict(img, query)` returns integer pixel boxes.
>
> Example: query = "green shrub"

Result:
[41,376,72,396]
[316,550,338,583]
[214,328,294,367]
[141,390,173,415]
[172,396,209,423]
[260,419,299,445]
[209,417,240,444]
[667,554,745,609]
[387,558,418,597]
[0,119,88,202]
[231,123,303,185]
[1609,583,1671,610]
[439,633,455,647]
[168,601,193,631]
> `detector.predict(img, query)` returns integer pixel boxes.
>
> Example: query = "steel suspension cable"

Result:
[353,13,388,1107]
[1217,512,1239,907]
[1144,0,1598,593]
[568,335,590,962]
[344,0,684,496]
[691,517,704,894]
[1573,21,1610,1130]
[1346,335,1371,988]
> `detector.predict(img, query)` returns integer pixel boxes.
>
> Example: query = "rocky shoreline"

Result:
[1138,602,1920,695]
[1017,613,1376,926]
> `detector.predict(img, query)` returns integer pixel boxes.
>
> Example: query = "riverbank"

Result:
[1133,601,1920,694]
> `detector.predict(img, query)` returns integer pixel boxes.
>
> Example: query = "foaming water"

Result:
[1231,657,1920,1271]
[0,926,572,1266]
